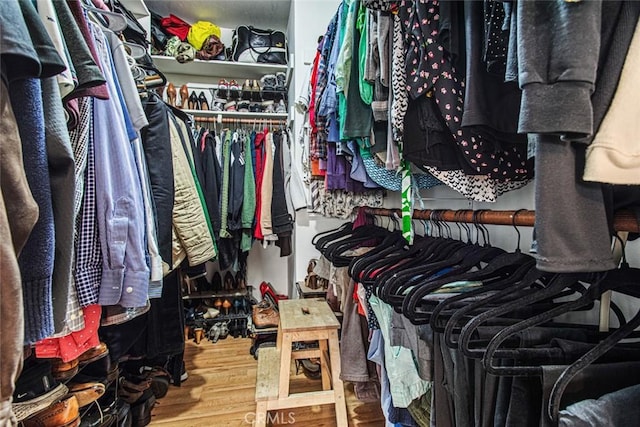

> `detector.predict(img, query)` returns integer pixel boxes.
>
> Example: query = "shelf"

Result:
[183,289,249,300]
[183,109,289,120]
[152,55,288,79]
[295,281,327,299]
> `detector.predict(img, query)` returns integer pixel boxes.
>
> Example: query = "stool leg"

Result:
[319,339,331,391]
[328,329,348,426]
[255,402,267,427]
[278,333,293,399]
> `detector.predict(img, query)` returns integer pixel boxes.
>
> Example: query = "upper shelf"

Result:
[152,55,288,80]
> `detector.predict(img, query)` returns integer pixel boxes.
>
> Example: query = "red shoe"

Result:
[259,282,288,303]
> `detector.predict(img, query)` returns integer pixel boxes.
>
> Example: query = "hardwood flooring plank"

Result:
[149,337,384,426]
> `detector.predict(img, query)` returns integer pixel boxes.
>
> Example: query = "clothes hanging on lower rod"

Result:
[310,208,640,427]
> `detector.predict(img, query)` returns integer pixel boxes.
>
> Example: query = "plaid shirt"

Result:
[74,101,102,307]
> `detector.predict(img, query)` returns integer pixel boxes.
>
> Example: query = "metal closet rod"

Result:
[362,208,640,233]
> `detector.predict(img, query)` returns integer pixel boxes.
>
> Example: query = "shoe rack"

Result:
[181,268,257,344]
[154,54,293,124]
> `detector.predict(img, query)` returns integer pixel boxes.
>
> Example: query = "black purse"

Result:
[231,26,288,64]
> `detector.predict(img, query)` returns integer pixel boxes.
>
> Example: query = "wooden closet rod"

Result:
[194,116,287,125]
[362,208,640,233]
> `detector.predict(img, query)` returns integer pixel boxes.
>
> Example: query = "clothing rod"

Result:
[193,116,287,125]
[362,208,640,233]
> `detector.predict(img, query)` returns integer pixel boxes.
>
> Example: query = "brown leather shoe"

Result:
[252,301,280,328]
[51,358,79,381]
[22,395,79,427]
[67,382,105,407]
[78,342,108,365]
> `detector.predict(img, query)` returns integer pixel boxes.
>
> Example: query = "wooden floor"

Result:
[149,337,385,426]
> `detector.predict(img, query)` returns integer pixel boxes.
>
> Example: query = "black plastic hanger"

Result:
[457,272,586,359]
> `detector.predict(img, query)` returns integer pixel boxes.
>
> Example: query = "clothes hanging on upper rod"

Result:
[307,0,640,272]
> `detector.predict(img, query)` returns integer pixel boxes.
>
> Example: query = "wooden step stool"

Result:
[255,298,347,426]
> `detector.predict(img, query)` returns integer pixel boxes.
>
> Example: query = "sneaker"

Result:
[224,101,237,112]
[212,98,226,112]
[261,100,275,114]
[237,100,250,112]
[249,102,261,113]
[275,99,287,114]
[228,79,241,99]
[260,74,277,91]
[275,71,287,90]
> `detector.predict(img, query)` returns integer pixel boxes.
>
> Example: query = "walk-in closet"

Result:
[3,0,640,426]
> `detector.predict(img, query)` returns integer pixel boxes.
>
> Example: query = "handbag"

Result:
[231,26,288,64]
[110,0,148,48]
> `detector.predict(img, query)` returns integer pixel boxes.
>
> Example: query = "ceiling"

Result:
[145,0,292,32]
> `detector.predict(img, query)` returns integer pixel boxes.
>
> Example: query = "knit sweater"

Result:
[584,21,640,184]
[10,78,56,344]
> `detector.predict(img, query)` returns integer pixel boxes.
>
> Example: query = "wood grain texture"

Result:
[149,338,385,427]
[278,299,340,332]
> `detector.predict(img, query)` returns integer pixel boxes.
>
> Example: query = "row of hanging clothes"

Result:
[188,117,304,267]
[312,207,640,427]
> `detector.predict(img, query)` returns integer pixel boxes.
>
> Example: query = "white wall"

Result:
[289,0,343,293]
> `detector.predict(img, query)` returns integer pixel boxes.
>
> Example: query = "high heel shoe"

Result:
[179,84,189,109]
[233,298,242,315]
[222,299,232,315]
[166,82,177,106]
[198,91,209,110]
[224,271,235,291]
[213,298,223,312]
[194,327,204,344]
[241,79,252,101]
[235,271,246,290]
[251,79,262,102]
[212,272,222,292]
[188,91,199,110]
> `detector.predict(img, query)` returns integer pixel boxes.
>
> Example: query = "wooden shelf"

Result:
[152,55,288,79]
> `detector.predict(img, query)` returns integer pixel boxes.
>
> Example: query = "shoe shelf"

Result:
[182,109,289,120]
[182,289,250,300]
[152,55,289,80]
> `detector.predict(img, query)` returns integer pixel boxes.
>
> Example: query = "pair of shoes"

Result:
[224,100,236,111]
[206,321,229,343]
[276,99,287,114]
[241,79,262,102]
[237,100,250,112]
[259,281,288,303]
[187,91,210,110]
[217,79,241,100]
